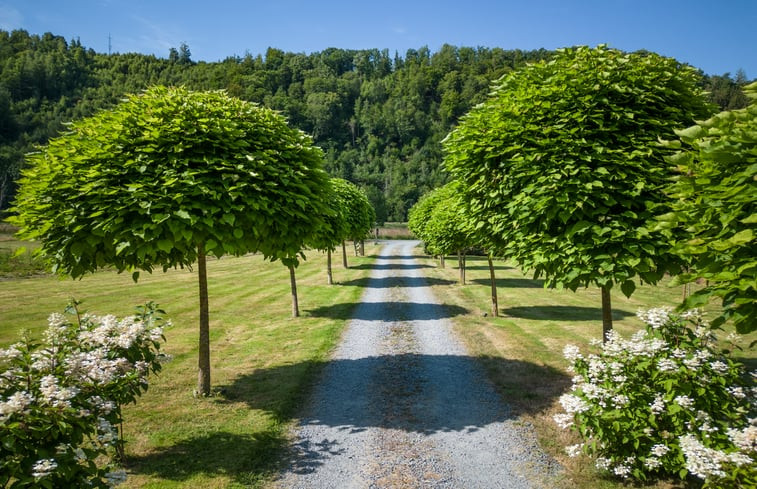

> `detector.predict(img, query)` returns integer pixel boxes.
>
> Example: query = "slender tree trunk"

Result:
[342,241,348,268]
[457,251,464,285]
[601,285,613,342]
[197,243,211,396]
[488,254,499,317]
[327,249,333,285]
[359,240,365,256]
[289,264,299,318]
[439,255,445,269]
[462,253,467,284]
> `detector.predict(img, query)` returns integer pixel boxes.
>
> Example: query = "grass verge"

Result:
[0,244,378,488]
[419,248,756,489]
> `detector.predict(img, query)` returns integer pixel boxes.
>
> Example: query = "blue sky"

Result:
[1,1,754,78]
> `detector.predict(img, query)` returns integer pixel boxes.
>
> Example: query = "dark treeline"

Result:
[0,29,751,221]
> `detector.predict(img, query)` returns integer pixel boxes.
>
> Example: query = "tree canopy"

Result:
[444,45,714,335]
[659,81,757,333]
[11,86,330,394]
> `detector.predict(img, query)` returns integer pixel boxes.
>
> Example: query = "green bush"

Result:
[555,308,755,487]
[0,302,167,488]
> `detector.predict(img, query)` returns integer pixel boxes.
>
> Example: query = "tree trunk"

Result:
[197,243,211,396]
[457,251,464,285]
[488,254,499,317]
[289,264,299,318]
[327,249,333,285]
[439,255,445,269]
[342,240,348,268]
[462,253,467,284]
[359,240,365,256]
[601,285,613,342]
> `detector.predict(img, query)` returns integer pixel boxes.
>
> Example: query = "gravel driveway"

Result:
[276,240,562,488]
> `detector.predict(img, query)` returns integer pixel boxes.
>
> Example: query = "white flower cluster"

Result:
[0,306,166,487]
[31,458,58,479]
[0,391,33,420]
[39,375,79,408]
[727,425,757,452]
[635,307,672,329]
[554,307,755,484]
[679,434,754,480]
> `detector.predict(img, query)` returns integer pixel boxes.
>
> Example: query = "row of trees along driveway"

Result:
[441,46,721,338]
[11,86,342,396]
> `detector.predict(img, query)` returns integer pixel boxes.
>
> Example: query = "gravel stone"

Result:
[276,240,563,488]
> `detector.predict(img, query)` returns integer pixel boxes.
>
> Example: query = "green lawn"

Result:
[0,244,377,488]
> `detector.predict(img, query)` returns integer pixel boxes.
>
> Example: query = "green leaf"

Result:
[620,280,636,298]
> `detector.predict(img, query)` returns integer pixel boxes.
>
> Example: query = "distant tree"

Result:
[178,42,192,65]
[658,81,757,333]
[11,86,329,396]
[445,46,713,339]
[417,182,473,284]
[339,181,375,265]
[168,47,179,63]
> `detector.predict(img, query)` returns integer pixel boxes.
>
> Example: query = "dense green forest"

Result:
[0,29,751,221]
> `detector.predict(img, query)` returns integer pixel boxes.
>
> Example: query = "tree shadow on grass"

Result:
[305,301,469,321]
[128,353,568,484]
[126,430,284,487]
[339,276,456,288]
[503,305,634,321]
[472,277,546,288]
[349,262,433,270]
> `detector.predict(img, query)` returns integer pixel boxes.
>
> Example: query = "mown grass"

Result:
[0,223,47,278]
[0,244,378,488]
[421,249,756,489]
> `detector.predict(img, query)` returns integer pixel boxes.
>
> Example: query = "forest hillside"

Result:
[0,29,751,221]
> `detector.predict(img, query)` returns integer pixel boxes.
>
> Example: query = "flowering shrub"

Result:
[554,308,756,487]
[0,301,167,488]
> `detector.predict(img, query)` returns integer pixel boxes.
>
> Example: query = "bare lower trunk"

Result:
[439,255,445,269]
[359,240,365,256]
[342,241,348,268]
[601,285,613,342]
[457,251,464,285]
[488,254,499,317]
[197,243,211,396]
[289,264,299,318]
[327,249,333,285]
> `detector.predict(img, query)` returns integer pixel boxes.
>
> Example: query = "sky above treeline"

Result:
[1,0,754,78]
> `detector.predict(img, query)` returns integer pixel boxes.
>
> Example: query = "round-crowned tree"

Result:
[659,81,757,333]
[444,45,713,338]
[11,86,330,395]
[306,178,351,285]
[338,180,375,266]
[415,182,473,284]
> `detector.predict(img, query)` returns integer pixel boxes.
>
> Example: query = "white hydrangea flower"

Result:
[709,360,729,374]
[0,391,34,419]
[636,307,672,329]
[31,458,58,479]
[595,457,612,470]
[565,443,583,457]
[553,413,574,429]
[644,456,662,469]
[727,425,757,452]
[674,395,694,409]
[650,444,670,457]
[563,344,583,362]
[679,434,728,479]
[657,358,677,372]
[559,393,590,414]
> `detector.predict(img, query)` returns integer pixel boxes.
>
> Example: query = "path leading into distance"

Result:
[276,240,561,489]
